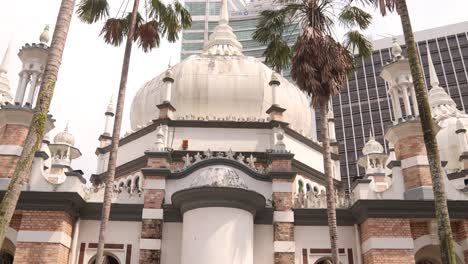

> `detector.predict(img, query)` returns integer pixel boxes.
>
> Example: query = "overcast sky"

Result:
[0,0,467,177]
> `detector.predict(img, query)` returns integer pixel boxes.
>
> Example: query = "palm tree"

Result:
[75,0,191,263]
[0,0,76,249]
[254,1,372,263]
[367,0,457,263]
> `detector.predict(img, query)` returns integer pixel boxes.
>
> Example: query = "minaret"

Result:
[0,43,13,105]
[383,40,433,200]
[14,26,49,107]
[358,131,389,192]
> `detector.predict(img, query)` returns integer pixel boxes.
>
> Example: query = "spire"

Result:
[39,25,50,44]
[0,42,11,74]
[0,42,13,105]
[202,0,243,56]
[220,0,229,25]
[106,96,114,114]
[426,46,440,88]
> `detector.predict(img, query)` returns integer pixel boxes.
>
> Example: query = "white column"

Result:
[410,85,419,117]
[401,85,412,118]
[181,207,254,264]
[103,114,113,135]
[390,87,402,122]
[328,119,336,141]
[25,72,39,106]
[164,81,172,102]
[272,82,278,106]
[457,129,468,153]
[14,72,29,105]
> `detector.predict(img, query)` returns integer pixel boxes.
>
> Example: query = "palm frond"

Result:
[76,0,109,24]
[338,5,372,30]
[175,1,192,29]
[291,29,353,107]
[343,30,372,58]
[375,0,398,16]
[124,12,144,40]
[136,20,161,52]
[100,18,127,46]
[264,38,291,73]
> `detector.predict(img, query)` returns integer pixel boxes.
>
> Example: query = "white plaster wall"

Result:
[295,226,357,264]
[181,207,254,264]
[115,127,273,167]
[161,223,182,264]
[283,134,324,174]
[165,165,272,204]
[254,225,273,264]
[76,220,141,264]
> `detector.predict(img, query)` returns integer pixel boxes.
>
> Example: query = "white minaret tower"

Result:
[14,25,50,107]
[0,43,13,105]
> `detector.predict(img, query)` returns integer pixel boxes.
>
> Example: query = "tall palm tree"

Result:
[366,0,457,263]
[76,0,191,263]
[0,0,76,249]
[254,1,372,263]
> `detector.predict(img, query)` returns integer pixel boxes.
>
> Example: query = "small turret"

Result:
[358,131,389,192]
[157,63,177,120]
[266,72,286,121]
[14,25,49,107]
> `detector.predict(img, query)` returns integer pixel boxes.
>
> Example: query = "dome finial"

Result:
[426,46,440,88]
[220,0,229,25]
[39,25,50,44]
[168,57,172,68]
[391,38,402,59]
[106,95,114,113]
[202,0,243,56]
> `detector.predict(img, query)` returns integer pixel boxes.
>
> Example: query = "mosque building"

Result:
[0,1,468,263]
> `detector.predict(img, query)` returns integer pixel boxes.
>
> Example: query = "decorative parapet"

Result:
[293,190,351,209]
[172,149,272,174]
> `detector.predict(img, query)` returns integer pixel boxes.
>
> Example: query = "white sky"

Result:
[0,0,467,177]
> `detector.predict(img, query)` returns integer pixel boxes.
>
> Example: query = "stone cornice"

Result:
[97,120,329,158]
[292,159,341,187]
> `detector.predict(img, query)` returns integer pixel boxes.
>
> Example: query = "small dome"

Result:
[53,124,75,146]
[191,167,247,189]
[362,134,384,155]
[39,25,50,44]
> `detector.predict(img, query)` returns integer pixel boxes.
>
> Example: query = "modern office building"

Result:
[328,22,468,185]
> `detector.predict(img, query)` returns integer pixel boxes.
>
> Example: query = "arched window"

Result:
[306,183,311,192]
[89,254,120,264]
[0,251,13,264]
[315,258,333,264]
[417,260,435,264]
[298,180,304,193]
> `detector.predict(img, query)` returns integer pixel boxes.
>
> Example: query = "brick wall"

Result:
[363,249,414,264]
[360,218,412,242]
[401,166,432,190]
[394,136,426,160]
[0,125,29,145]
[410,221,429,240]
[360,218,414,264]
[13,210,74,264]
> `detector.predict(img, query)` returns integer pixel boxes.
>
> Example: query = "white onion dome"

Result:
[130,0,312,135]
[362,134,384,155]
[53,124,75,146]
[190,167,248,189]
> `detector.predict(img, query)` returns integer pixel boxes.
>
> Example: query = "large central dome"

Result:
[130,1,313,136]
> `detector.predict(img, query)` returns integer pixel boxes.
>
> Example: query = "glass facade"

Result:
[316,29,468,187]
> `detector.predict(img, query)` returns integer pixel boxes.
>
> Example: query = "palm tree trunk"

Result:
[0,0,75,249]
[95,0,140,263]
[320,97,339,264]
[397,1,457,263]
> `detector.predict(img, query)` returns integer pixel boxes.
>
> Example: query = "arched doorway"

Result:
[415,245,463,264]
[0,238,15,264]
[89,254,120,264]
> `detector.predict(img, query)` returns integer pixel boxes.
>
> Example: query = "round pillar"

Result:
[181,207,254,264]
